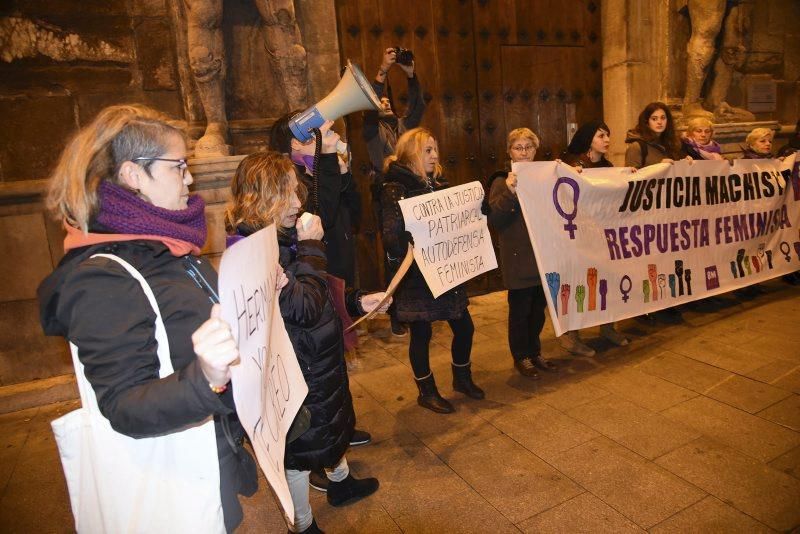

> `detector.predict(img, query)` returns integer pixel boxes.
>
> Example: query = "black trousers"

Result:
[408,310,474,378]
[507,285,547,361]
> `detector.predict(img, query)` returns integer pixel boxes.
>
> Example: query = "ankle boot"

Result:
[326,474,379,507]
[452,363,485,399]
[414,374,455,413]
[289,519,324,534]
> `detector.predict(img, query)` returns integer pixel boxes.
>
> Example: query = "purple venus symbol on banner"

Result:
[552,177,580,239]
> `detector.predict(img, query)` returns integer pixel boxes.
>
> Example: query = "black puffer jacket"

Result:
[274,228,358,471]
[380,161,468,322]
[37,239,256,532]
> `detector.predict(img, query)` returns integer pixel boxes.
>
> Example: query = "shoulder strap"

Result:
[70,253,172,416]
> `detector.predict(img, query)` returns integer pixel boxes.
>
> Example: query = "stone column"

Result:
[601,0,672,165]
[295,0,342,105]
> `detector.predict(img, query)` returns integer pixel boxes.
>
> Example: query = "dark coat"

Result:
[380,161,469,322]
[487,171,542,290]
[274,229,357,471]
[37,239,256,531]
[297,153,361,287]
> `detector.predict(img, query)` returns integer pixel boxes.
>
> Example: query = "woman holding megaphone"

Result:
[380,127,484,414]
[270,115,361,288]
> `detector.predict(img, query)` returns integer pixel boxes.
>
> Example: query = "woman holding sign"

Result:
[37,104,257,532]
[380,127,484,413]
[227,151,385,533]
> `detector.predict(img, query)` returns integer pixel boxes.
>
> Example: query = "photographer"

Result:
[364,47,426,336]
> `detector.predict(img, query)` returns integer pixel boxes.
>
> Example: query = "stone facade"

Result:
[602,0,799,164]
[0,0,339,390]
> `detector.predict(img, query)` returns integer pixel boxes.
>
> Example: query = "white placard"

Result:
[218,225,309,524]
[514,155,799,336]
[398,181,498,298]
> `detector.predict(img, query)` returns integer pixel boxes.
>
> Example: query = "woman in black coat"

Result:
[269,112,361,287]
[37,104,256,533]
[226,151,386,533]
[380,128,484,414]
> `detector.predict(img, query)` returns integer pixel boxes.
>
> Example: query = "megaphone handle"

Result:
[309,127,322,214]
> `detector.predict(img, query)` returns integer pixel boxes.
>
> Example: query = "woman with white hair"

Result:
[681,117,724,160]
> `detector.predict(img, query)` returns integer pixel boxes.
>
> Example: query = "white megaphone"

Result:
[288,60,382,142]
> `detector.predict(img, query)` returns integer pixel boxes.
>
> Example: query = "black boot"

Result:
[326,474,379,507]
[290,519,324,534]
[415,374,455,413]
[452,363,485,399]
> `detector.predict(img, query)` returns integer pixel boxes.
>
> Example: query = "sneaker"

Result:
[600,324,629,346]
[513,357,540,379]
[349,429,371,447]
[531,354,558,371]
[309,469,328,492]
[327,474,379,507]
[560,331,596,357]
[390,316,408,337]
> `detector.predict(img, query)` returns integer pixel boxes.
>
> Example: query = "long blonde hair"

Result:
[225,151,307,233]
[47,104,184,232]
[383,127,442,179]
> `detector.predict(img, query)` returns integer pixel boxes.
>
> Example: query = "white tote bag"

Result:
[51,253,225,533]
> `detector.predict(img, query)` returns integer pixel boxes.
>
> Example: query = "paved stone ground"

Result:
[2,281,799,533]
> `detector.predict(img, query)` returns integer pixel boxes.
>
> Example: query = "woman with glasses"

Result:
[486,127,558,379]
[380,127,484,413]
[38,104,257,532]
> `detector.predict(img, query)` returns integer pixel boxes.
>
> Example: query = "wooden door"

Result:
[335,0,602,292]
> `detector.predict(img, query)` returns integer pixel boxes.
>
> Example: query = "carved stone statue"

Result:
[680,0,756,122]
[184,0,309,157]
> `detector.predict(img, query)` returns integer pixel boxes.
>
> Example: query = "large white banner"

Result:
[399,181,498,298]
[218,225,308,523]
[515,154,799,336]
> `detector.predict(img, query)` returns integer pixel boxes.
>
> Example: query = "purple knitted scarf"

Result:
[96,181,207,248]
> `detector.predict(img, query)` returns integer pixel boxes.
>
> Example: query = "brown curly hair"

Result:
[225,151,307,234]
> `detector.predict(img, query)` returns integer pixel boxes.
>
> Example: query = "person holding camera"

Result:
[365,47,427,337]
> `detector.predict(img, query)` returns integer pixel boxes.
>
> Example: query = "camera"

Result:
[393,47,414,66]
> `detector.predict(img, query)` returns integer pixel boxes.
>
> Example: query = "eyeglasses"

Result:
[132,157,189,179]
[511,144,536,153]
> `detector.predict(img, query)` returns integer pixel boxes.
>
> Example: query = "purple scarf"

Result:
[96,181,207,249]
[683,137,723,160]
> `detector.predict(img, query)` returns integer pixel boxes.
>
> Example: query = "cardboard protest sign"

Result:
[218,225,308,523]
[399,181,498,298]
[515,155,799,335]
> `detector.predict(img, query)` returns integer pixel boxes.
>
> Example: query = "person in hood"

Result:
[37,104,257,532]
[681,117,725,160]
[225,151,386,534]
[380,128,484,413]
[624,102,686,168]
[486,128,560,378]
[559,122,630,354]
